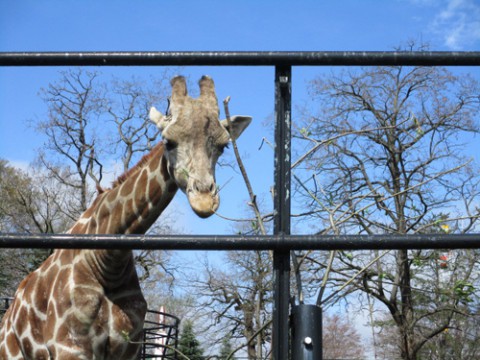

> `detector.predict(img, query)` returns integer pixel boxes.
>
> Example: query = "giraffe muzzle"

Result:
[188,190,219,218]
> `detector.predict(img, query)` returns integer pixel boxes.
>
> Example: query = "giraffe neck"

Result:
[67,143,178,282]
[70,142,178,236]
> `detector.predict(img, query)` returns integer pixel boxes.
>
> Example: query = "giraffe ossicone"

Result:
[0,75,251,359]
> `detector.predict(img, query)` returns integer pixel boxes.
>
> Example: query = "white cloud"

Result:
[431,0,480,49]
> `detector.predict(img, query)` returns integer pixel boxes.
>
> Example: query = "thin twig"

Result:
[223,96,267,236]
[316,250,337,306]
[292,122,408,169]
[213,210,274,224]
[293,172,338,304]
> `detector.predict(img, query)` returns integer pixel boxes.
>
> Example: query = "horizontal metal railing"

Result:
[0,51,479,66]
[0,233,479,250]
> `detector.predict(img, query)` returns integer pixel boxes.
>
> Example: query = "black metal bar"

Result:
[1,233,480,250]
[1,51,480,66]
[274,68,292,234]
[273,66,292,360]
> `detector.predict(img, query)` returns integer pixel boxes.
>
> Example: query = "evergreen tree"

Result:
[218,336,236,360]
[177,320,205,360]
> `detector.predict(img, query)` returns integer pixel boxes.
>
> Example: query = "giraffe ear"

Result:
[149,106,169,130]
[220,115,252,141]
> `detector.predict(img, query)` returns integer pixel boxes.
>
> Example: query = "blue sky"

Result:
[1,0,479,351]
[1,0,479,236]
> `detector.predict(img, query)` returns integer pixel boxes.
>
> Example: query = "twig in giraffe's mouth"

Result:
[215,176,233,195]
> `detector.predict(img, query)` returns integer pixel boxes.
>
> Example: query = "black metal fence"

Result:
[1,51,480,360]
[141,310,180,359]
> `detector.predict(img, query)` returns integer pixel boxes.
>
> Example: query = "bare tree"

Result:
[106,74,172,171]
[36,69,106,221]
[193,250,273,360]
[374,302,480,360]
[294,58,480,359]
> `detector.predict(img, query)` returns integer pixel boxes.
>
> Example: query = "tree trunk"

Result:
[397,249,417,360]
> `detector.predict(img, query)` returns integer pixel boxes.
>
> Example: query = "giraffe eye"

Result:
[164,139,178,151]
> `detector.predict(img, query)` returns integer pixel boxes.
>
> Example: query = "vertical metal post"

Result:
[273,66,292,360]
[292,305,323,359]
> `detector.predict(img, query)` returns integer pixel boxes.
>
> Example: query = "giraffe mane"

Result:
[111,142,164,189]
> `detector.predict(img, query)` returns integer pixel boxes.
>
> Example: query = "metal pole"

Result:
[273,65,292,360]
[292,305,323,360]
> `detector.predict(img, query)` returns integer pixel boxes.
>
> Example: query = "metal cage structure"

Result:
[1,51,480,360]
[140,310,180,360]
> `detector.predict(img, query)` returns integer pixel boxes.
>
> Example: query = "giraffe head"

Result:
[149,75,251,218]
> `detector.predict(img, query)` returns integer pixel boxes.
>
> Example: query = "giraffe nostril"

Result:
[209,183,216,193]
[193,182,200,193]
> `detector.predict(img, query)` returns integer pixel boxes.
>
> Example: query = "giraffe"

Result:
[0,75,252,360]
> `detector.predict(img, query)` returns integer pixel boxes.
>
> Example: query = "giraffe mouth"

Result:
[187,191,220,218]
